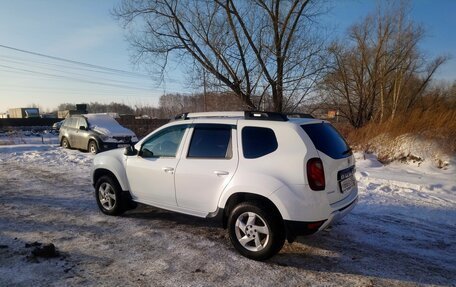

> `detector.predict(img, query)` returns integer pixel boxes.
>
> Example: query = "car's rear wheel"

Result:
[88,140,99,154]
[95,175,125,216]
[228,202,285,260]
[61,137,70,149]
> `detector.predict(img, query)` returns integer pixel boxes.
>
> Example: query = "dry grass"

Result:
[333,105,456,156]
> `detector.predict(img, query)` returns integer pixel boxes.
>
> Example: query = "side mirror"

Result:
[124,145,138,156]
[139,148,154,158]
[79,126,87,131]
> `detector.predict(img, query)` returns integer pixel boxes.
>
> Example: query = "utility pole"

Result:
[203,70,207,112]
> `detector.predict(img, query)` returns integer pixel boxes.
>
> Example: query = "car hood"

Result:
[92,125,136,137]
[95,147,126,158]
[85,114,137,138]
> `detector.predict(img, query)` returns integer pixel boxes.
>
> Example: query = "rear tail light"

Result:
[307,158,325,191]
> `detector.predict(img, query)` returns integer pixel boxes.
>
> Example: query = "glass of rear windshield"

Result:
[301,123,351,159]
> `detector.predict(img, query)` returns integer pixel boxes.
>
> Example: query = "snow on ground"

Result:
[0,146,455,286]
[0,132,59,145]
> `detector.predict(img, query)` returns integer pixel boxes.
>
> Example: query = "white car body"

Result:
[92,112,358,241]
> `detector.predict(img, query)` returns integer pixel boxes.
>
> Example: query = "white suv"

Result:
[91,111,358,260]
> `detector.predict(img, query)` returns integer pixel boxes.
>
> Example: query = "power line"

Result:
[0,54,156,80]
[0,64,153,91]
[0,43,151,78]
[0,44,187,105]
[0,57,159,87]
[0,44,183,86]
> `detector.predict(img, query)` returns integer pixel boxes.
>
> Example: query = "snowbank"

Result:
[364,133,453,168]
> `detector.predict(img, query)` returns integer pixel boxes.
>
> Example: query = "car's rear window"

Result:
[301,123,351,159]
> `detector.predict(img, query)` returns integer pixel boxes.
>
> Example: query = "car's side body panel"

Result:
[92,149,130,191]
[126,156,180,206]
[174,124,239,214]
[216,120,328,221]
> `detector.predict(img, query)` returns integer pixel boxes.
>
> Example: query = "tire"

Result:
[88,140,99,154]
[228,202,285,260]
[95,175,125,216]
[61,137,70,149]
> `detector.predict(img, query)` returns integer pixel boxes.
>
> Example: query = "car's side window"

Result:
[187,125,232,159]
[78,118,88,129]
[242,127,278,159]
[140,125,187,158]
[64,118,76,128]
[70,118,79,128]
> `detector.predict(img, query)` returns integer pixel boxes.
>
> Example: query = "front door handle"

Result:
[214,170,229,176]
[162,167,174,174]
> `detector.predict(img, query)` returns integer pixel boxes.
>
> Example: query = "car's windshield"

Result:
[85,114,121,129]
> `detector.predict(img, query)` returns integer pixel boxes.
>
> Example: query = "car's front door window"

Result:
[127,124,188,207]
[78,118,88,129]
[141,125,187,158]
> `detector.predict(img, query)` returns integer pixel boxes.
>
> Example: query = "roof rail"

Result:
[173,111,289,121]
[174,112,189,120]
[285,113,314,119]
[244,111,288,121]
[187,111,245,119]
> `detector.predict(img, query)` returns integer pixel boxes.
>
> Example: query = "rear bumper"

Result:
[284,220,326,241]
[318,195,358,231]
[284,195,358,242]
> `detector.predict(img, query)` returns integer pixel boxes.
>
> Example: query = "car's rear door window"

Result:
[301,123,351,159]
[187,125,232,159]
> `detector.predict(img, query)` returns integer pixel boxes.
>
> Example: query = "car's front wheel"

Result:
[95,176,125,216]
[61,137,70,149]
[88,140,99,154]
[228,202,285,260]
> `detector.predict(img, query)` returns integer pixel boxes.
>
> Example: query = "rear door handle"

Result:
[162,167,174,174]
[214,170,229,176]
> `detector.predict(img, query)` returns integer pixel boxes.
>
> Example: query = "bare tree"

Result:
[321,1,447,127]
[134,104,165,118]
[57,103,76,111]
[114,0,328,112]
[157,91,246,117]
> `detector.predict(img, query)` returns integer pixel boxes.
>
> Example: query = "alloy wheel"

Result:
[98,182,116,211]
[234,212,270,252]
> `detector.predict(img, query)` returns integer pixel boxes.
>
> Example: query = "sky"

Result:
[0,0,455,113]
